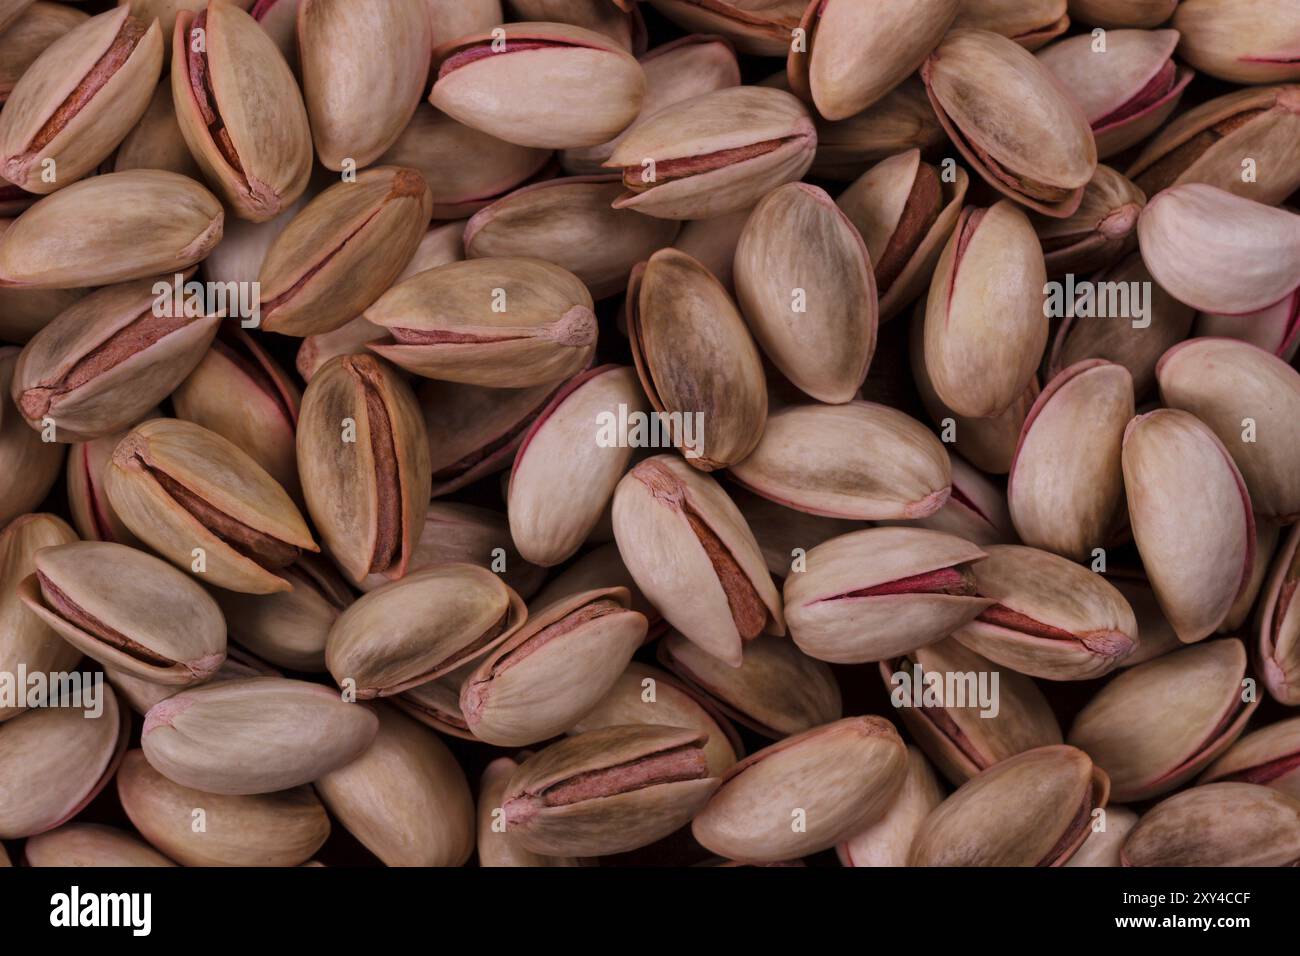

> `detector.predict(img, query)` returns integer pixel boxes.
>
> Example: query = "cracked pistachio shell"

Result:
[297,355,431,585]
[170,2,311,221]
[952,544,1139,680]
[1196,292,1300,363]
[258,166,433,336]
[24,823,175,867]
[878,454,1016,547]
[112,78,201,177]
[787,0,958,121]
[612,455,783,668]
[12,278,219,442]
[140,676,379,795]
[954,0,1071,49]
[627,249,766,470]
[606,85,817,220]
[461,587,647,746]
[1200,715,1300,798]
[0,513,79,722]
[645,0,802,57]
[731,401,952,521]
[0,170,222,289]
[1128,85,1300,204]
[326,563,527,698]
[658,630,840,739]
[836,149,968,322]
[785,528,992,664]
[1122,408,1254,643]
[508,366,646,567]
[1138,184,1300,315]
[117,749,327,867]
[466,177,680,300]
[478,756,584,867]
[910,745,1109,866]
[315,703,475,867]
[1068,0,1178,29]
[106,418,318,594]
[923,29,1096,217]
[568,661,741,777]
[1008,360,1135,561]
[923,201,1048,418]
[0,684,126,839]
[837,745,945,867]
[811,77,946,181]
[882,639,1063,787]
[298,0,430,169]
[378,104,552,221]
[1259,523,1300,704]
[0,348,64,525]
[1157,338,1300,522]
[0,3,90,103]
[504,724,721,856]
[366,257,597,388]
[693,716,908,863]
[733,182,877,404]
[1173,0,1300,84]
[20,540,226,685]
[1069,638,1256,801]
[431,23,644,150]
[729,486,864,579]
[1123,783,1300,867]
[561,34,741,175]
[1038,30,1191,159]
[1031,165,1144,278]
[1064,805,1139,867]
[0,7,162,192]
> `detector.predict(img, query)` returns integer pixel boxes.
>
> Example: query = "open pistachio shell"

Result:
[477,756,585,867]
[837,746,945,867]
[1200,716,1300,799]
[1031,165,1145,279]
[24,822,175,867]
[1068,0,1178,29]
[645,0,802,57]
[1173,0,1300,84]
[1123,783,1300,866]
[953,0,1071,50]
[811,77,946,181]
[1259,523,1300,705]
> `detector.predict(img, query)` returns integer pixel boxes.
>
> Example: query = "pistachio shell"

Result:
[0,3,90,104]
[112,78,201,177]
[836,746,945,867]
[427,0,502,47]
[953,0,1071,50]
[1196,292,1300,362]
[0,348,64,525]
[645,0,801,57]
[811,77,947,181]
[1122,783,1300,866]
[105,643,276,718]
[1200,716,1300,799]
[878,454,1016,546]
[1068,0,1178,29]
[510,0,643,52]
[530,541,659,625]
[1173,0,1300,84]
[1031,164,1145,278]
[477,756,585,867]
[730,486,865,579]
[1259,523,1300,704]
[65,417,152,547]
[24,822,175,867]
[1064,805,1139,867]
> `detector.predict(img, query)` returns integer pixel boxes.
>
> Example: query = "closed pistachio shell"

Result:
[909,745,1109,866]
[1064,805,1139,867]
[1259,523,1300,704]
[785,528,991,664]
[24,822,175,867]
[0,3,90,104]
[0,7,163,192]
[1122,783,1300,866]
[1068,0,1178,29]
[730,401,952,521]
[315,704,476,867]
[112,78,201,177]
[21,540,226,685]
[1122,408,1255,642]
[953,0,1070,50]
[733,182,877,404]
[1224,521,1279,634]
[1173,0,1300,84]
[477,756,584,867]
[117,749,328,867]
[837,746,945,867]
[878,454,1016,547]
[0,348,64,526]
[1200,716,1300,799]
[1031,165,1145,279]
[0,170,222,289]
[692,716,908,863]
[141,676,379,795]
[298,0,431,169]
[1196,292,1300,363]
[644,0,801,57]
[431,23,645,150]
[811,77,946,181]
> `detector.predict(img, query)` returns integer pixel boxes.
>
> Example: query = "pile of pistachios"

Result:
[0,0,1298,869]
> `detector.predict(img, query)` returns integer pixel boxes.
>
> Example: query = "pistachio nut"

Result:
[65,414,157,547]
[250,0,299,62]
[729,401,952,521]
[0,513,79,722]
[645,0,801,58]
[170,1,311,221]
[391,660,479,742]
[835,149,968,322]
[1173,0,1300,84]
[530,541,660,627]
[1121,408,1254,643]
[12,277,220,443]
[836,745,945,868]
[1224,521,1280,635]
[1112,575,1186,669]
[0,236,87,342]
[430,22,645,150]
[366,258,598,388]
[0,7,163,193]
[112,78,202,177]
[627,248,766,469]
[810,77,947,181]
[202,187,307,288]
[19,540,225,687]
[657,630,841,739]
[1199,716,1300,799]
[1068,0,1179,29]
[1031,165,1145,278]
[733,182,877,404]
[510,0,645,52]
[0,169,223,289]
[1196,291,1300,363]
[612,455,783,667]
[605,85,817,220]
[0,3,90,104]
[1038,30,1191,159]
[106,417,317,594]
[909,745,1109,866]
[951,544,1139,680]
[953,0,1071,50]
[1259,522,1300,705]
[879,454,1017,547]
[882,638,1063,786]
[0,348,63,526]
[922,29,1097,217]
[24,822,175,867]
[117,749,328,867]
[477,756,584,867]
[787,0,959,120]
[922,201,1048,418]
[1121,783,1300,866]
[258,166,433,336]
[326,563,527,698]
[105,643,276,717]
[297,0,431,169]
[1008,360,1135,560]
[503,724,721,856]
[1064,805,1139,867]
[692,716,908,863]
[729,485,864,579]
[315,703,476,867]
[784,528,992,664]
[140,676,379,795]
